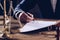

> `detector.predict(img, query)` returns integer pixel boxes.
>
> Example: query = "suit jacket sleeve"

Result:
[13,0,37,19]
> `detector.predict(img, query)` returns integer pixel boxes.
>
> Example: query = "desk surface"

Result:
[0,16,60,40]
[9,31,57,40]
[6,17,60,40]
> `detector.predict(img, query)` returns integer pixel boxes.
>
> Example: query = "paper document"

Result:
[20,20,57,32]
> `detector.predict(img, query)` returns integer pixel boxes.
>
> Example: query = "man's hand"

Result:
[56,20,60,26]
[19,12,34,23]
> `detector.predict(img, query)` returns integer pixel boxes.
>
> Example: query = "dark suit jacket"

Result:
[14,0,60,19]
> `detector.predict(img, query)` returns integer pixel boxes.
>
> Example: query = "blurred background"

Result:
[0,0,59,40]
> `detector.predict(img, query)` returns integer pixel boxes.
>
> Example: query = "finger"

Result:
[57,20,60,23]
[27,12,33,18]
[22,13,34,20]
[23,13,32,18]
[23,13,29,16]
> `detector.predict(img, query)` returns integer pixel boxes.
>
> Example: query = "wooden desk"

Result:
[10,18,60,40]
[0,16,60,40]
[35,18,60,40]
[5,18,60,40]
[55,23,60,40]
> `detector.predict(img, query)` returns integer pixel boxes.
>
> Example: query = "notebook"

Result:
[20,20,57,32]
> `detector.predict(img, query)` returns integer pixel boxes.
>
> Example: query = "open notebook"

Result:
[19,20,57,32]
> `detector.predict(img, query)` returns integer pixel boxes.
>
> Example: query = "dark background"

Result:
[0,0,22,15]
[0,0,41,17]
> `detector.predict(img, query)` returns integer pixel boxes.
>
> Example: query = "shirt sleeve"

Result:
[13,0,37,19]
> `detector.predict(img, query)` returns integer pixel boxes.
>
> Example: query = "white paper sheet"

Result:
[20,20,57,32]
